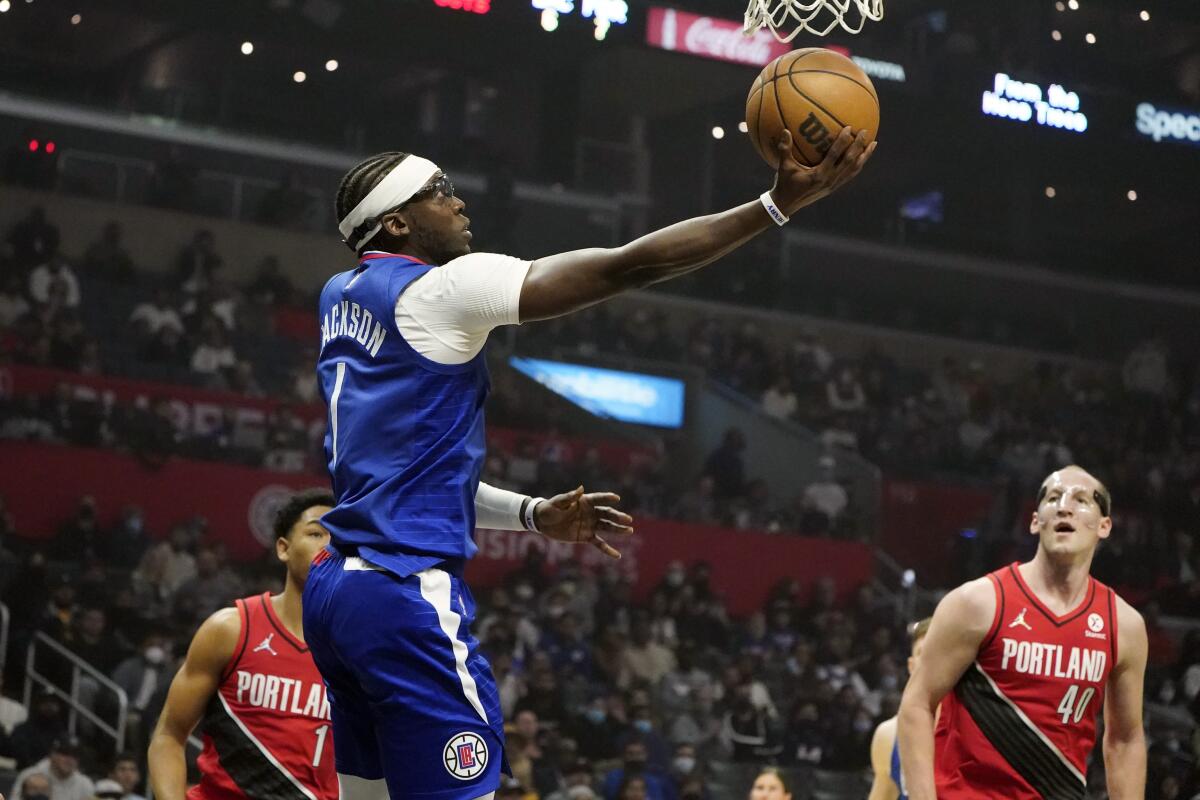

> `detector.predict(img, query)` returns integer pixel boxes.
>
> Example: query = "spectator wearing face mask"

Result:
[111,633,170,726]
[667,743,710,799]
[10,737,94,800]
[615,704,670,772]
[12,772,52,800]
[569,695,623,761]
[105,506,150,570]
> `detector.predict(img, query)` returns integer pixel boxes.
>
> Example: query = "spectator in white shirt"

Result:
[0,673,28,735]
[801,456,848,526]
[190,326,236,385]
[27,256,81,308]
[10,738,95,800]
[129,289,184,338]
[791,329,834,378]
[826,366,866,413]
[762,376,799,421]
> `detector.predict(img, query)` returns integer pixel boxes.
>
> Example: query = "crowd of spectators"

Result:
[0,493,1197,799]
[0,206,1196,797]
[3,206,1200,561]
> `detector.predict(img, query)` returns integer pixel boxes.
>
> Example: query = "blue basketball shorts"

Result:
[302,548,507,799]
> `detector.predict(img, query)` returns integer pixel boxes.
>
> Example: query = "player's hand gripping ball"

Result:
[746,48,879,217]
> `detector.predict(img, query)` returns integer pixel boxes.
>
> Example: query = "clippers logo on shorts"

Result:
[443,732,488,780]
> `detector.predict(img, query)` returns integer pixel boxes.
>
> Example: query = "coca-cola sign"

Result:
[646,6,792,67]
[645,7,908,81]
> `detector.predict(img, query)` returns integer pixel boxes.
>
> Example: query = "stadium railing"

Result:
[22,631,129,753]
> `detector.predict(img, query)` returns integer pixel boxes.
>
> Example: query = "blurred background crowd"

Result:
[1,0,1200,796]
[1,200,1199,798]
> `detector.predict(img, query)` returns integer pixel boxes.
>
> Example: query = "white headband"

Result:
[338,155,440,249]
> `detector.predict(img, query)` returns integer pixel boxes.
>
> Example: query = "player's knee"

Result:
[337,773,389,800]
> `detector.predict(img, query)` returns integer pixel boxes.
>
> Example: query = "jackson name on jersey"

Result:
[319,299,388,357]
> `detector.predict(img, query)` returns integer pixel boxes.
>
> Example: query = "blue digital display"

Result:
[509,356,685,428]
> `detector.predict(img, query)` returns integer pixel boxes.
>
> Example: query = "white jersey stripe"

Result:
[972,662,1086,785]
[217,692,320,800]
[418,568,489,724]
[329,361,346,467]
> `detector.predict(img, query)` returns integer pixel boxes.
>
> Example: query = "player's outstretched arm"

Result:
[518,127,875,322]
[898,578,995,800]
[1103,598,1147,800]
[867,717,900,800]
[147,607,241,800]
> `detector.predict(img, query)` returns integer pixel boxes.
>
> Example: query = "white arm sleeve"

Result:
[395,252,532,365]
[474,481,532,531]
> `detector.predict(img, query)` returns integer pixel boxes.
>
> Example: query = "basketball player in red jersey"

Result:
[898,465,1148,800]
[148,489,338,800]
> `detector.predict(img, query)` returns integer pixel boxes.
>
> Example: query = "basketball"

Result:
[745,48,881,168]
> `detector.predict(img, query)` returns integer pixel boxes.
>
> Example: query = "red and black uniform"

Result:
[935,563,1118,800]
[189,593,337,800]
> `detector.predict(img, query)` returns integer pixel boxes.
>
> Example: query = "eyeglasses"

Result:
[397,174,455,211]
[372,174,456,232]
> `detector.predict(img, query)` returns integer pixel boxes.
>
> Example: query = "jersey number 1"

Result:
[1056,684,1096,724]
[312,724,330,767]
[329,362,347,466]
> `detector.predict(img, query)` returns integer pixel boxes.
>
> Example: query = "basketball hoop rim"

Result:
[743,0,884,41]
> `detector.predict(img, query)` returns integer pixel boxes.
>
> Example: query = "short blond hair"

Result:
[908,618,932,644]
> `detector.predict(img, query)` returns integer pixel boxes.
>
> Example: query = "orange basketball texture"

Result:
[746,48,880,168]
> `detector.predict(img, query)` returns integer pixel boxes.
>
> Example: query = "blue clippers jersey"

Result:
[891,737,907,800]
[315,252,490,577]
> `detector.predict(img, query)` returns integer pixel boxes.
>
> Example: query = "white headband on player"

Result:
[338,155,440,249]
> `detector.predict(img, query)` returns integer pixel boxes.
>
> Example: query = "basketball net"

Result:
[743,0,883,41]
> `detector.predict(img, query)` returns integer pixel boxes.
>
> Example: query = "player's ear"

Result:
[1029,511,1041,535]
[1097,516,1113,540]
[379,211,410,239]
[276,536,290,563]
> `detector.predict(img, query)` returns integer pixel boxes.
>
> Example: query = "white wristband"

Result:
[524,498,546,534]
[760,191,789,226]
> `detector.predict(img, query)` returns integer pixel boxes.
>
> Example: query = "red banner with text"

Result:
[0,442,873,613]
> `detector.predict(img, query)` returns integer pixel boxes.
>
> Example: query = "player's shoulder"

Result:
[947,575,998,614]
[872,715,898,747]
[870,715,896,769]
[440,252,530,273]
[187,605,244,670]
[933,576,997,636]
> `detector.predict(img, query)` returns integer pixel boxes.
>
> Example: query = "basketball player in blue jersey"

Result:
[868,619,930,800]
[304,126,875,800]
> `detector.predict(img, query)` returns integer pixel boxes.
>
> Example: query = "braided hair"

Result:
[334,151,410,252]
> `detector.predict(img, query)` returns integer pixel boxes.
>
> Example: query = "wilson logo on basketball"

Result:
[797,112,833,155]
